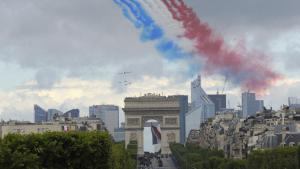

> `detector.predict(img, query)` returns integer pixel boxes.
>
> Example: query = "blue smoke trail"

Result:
[114,0,196,69]
[156,39,187,60]
[114,0,163,41]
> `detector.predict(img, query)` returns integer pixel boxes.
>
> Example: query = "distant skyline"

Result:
[0,0,299,121]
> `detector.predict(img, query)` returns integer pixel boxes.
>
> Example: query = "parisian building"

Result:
[0,117,105,138]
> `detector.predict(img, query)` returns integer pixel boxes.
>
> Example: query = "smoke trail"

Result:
[114,0,163,41]
[114,0,192,61]
[142,0,184,38]
[161,0,281,93]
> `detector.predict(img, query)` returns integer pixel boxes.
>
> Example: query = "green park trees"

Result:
[170,143,300,169]
[0,132,135,169]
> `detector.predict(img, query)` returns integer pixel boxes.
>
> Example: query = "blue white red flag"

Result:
[151,125,161,144]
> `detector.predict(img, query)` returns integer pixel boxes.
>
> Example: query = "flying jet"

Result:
[119,71,131,75]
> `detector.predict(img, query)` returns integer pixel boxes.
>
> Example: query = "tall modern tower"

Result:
[34,105,80,122]
[64,109,80,118]
[47,109,63,121]
[208,94,226,113]
[89,105,119,135]
[173,95,188,144]
[34,105,47,123]
[288,97,300,109]
[186,75,215,138]
[242,92,264,118]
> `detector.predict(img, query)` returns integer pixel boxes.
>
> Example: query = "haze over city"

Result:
[0,0,299,122]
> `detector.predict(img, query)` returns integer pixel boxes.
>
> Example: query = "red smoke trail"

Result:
[161,0,281,93]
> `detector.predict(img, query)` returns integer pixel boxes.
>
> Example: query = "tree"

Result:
[0,131,134,169]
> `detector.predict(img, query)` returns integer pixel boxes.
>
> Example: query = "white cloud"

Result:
[0,75,191,122]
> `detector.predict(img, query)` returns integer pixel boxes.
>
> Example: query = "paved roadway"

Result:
[150,156,177,169]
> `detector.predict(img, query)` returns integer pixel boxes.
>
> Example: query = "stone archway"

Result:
[123,95,181,155]
[143,119,161,153]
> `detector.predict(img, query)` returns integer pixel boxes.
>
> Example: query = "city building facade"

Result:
[0,117,105,138]
[186,107,300,159]
[64,109,80,118]
[47,109,63,122]
[186,76,215,138]
[34,105,80,123]
[34,105,47,123]
[114,127,125,142]
[242,92,264,118]
[208,94,226,113]
[89,105,119,135]
[289,97,300,109]
[176,95,188,144]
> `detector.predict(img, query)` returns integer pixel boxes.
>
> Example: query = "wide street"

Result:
[152,156,177,169]
[138,155,177,169]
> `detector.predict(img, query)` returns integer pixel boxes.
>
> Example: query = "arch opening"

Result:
[143,119,161,154]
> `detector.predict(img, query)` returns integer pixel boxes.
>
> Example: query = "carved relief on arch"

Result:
[127,118,140,126]
[130,133,137,141]
[165,117,178,125]
[167,132,176,143]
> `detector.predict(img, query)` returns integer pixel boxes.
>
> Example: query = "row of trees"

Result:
[247,146,299,169]
[0,131,135,169]
[126,140,138,163]
[170,143,300,169]
[170,143,245,169]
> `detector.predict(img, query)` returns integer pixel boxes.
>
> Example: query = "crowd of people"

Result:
[138,152,163,169]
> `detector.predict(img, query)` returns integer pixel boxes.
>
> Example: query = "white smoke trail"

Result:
[142,0,169,23]
[141,0,195,53]
[142,0,183,37]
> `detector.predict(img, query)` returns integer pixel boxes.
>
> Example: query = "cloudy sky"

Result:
[0,0,299,122]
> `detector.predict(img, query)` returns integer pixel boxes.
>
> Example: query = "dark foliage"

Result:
[170,143,300,169]
[0,132,135,169]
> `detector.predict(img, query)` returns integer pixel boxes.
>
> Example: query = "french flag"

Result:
[151,125,161,145]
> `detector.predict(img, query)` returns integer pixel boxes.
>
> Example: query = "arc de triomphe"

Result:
[123,94,181,155]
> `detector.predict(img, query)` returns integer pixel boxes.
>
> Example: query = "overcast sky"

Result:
[0,0,299,122]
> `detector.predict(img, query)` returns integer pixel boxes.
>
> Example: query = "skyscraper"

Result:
[64,109,80,118]
[288,97,300,109]
[47,109,63,121]
[34,105,80,122]
[186,75,215,138]
[34,105,47,123]
[174,95,188,144]
[113,122,125,142]
[89,105,119,135]
[242,92,264,118]
[208,94,226,113]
